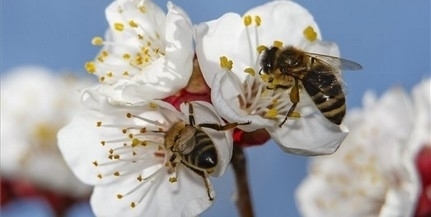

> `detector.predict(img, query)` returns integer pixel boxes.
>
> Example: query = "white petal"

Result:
[269,109,348,155]
[90,167,212,217]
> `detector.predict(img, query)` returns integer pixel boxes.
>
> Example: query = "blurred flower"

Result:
[85,0,194,103]
[58,91,234,217]
[1,67,93,198]
[195,0,347,155]
[296,79,431,217]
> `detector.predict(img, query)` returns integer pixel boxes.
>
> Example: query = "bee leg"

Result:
[279,79,300,127]
[187,102,196,126]
[183,164,215,201]
[198,121,251,131]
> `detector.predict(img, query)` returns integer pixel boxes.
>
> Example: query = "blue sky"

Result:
[2,0,430,216]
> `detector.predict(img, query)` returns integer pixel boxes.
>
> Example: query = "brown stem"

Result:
[231,145,254,217]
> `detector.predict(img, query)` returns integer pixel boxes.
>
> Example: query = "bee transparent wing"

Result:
[306,53,363,71]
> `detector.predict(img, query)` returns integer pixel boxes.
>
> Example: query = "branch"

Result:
[231,145,254,217]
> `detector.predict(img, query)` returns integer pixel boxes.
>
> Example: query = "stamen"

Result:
[219,56,233,70]
[303,26,317,42]
[243,15,252,26]
[85,62,96,74]
[114,22,125,32]
[254,16,262,26]
[91,36,104,46]
[244,68,256,76]
[273,40,284,48]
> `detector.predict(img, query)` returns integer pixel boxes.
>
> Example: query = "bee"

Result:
[164,103,250,201]
[259,46,362,126]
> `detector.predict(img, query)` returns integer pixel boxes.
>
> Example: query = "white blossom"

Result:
[0,66,93,197]
[85,0,194,103]
[296,79,431,217]
[195,0,347,155]
[57,91,234,217]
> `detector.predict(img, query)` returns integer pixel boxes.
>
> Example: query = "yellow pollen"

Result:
[244,68,256,76]
[114,22,125,31]
[257,45,267,54]
[254,16,262,26]
[91,36,104,46]
[303,26,317,42]
[92,161,99,166]
[122,71,129,76]
[219,56,233,70]
[85,61,96,73]
[100,76,105,82]
[138,34,144,40]
[265,108,279,118]
[243,15,252,26]
[117,194,123,199]
[169,177,178,183]
[273,40,284,48]
[114,171,120,176]
[106,72,113,77]
[128,20,138,28]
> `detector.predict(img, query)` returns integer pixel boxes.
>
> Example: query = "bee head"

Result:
[260,46,279,74]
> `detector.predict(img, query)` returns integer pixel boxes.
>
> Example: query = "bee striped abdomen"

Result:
[183,130,217,170]
[302,70,346,125]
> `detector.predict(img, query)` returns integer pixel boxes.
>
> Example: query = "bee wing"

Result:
[306,52,363,71]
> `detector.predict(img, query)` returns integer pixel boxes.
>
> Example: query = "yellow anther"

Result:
[114,22,125,31]
[91,36,104,46]
[114,171,120,176]
[139,6,147,13]
[122,53,131,60]
[117,194,123,199]
[100,77,105,82]
[290,111,301,118]
[97,174,103,179]
[128,20,138,28]
[265,108,279,118]
[260,73,270,82]
[243,15,252,26]
[219,56,233,70]
[254,16,262,26]
[85,61,96,73]
[303,26,317,42]
[92,161,99,166]
[244,67,256,76]
[106,72,113,77]
[169,177,178,183]
[96,121,102,127]
[257,45,267,54]
[273,40,284,48]
[131,138,140,147]
[122,71,129,76]
[100,141,106,146]
[137,175,143,182]
[149,102,158,109]
[130,202,136,208]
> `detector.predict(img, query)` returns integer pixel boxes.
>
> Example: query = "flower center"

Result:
[85,6,166,83]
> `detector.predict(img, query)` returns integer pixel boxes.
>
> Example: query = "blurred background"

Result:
[1,0,429,216]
